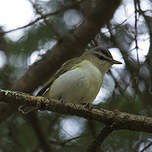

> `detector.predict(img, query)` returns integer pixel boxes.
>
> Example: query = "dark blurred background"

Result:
[0,0,152,151]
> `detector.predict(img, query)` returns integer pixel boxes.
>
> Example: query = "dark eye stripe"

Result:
[94,53,110,61]
[102,49,112,58]
[94,47,112,59]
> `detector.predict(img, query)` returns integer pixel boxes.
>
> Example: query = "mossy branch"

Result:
[1,89,152,134]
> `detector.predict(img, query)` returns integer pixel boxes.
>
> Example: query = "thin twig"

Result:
[61,136,82,146]
[134,0,140,66]
[0,10,61,35]
[140,142,152,152]
[28,0,60,38]
[48,136,82,146]
[0,1,81,35]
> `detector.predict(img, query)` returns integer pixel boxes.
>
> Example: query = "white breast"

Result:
[46,60,103,104]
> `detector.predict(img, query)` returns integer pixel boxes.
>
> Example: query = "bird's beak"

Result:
[111,59,122,64]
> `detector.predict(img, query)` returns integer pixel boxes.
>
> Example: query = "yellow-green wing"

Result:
[36,57,83,96]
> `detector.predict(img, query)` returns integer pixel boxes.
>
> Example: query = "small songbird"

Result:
[19,46,121,114]
[38,46,121,104]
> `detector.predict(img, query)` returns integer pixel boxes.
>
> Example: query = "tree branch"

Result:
[1,89,152,134]
[140,142,152,152]
[87,125,114,152]
[25,113,52,152]
[0,1,82,35]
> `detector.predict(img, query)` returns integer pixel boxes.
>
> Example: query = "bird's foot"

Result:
[81,103,93,110]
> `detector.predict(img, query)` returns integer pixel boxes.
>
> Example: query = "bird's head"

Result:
[84,46,122,73]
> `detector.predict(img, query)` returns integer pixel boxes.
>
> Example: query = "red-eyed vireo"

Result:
[37,47,121,103]
[19,46,121,113]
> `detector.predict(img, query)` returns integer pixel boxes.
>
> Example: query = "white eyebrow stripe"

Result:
[94,52,113,61]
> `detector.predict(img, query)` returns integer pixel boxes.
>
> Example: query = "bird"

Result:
[19,46,121,114]
[38,46,121,104]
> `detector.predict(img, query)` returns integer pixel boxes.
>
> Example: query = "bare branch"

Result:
[28,0,61,38]
[49,136,82,146]
[134,0,140,64]
[1,89,152,134]
[87,125,114,152]
[0,10,60,35]
[25,112,52,152]
[60,136,81,146]
[0,1,81,35]
[140,142,152,152]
